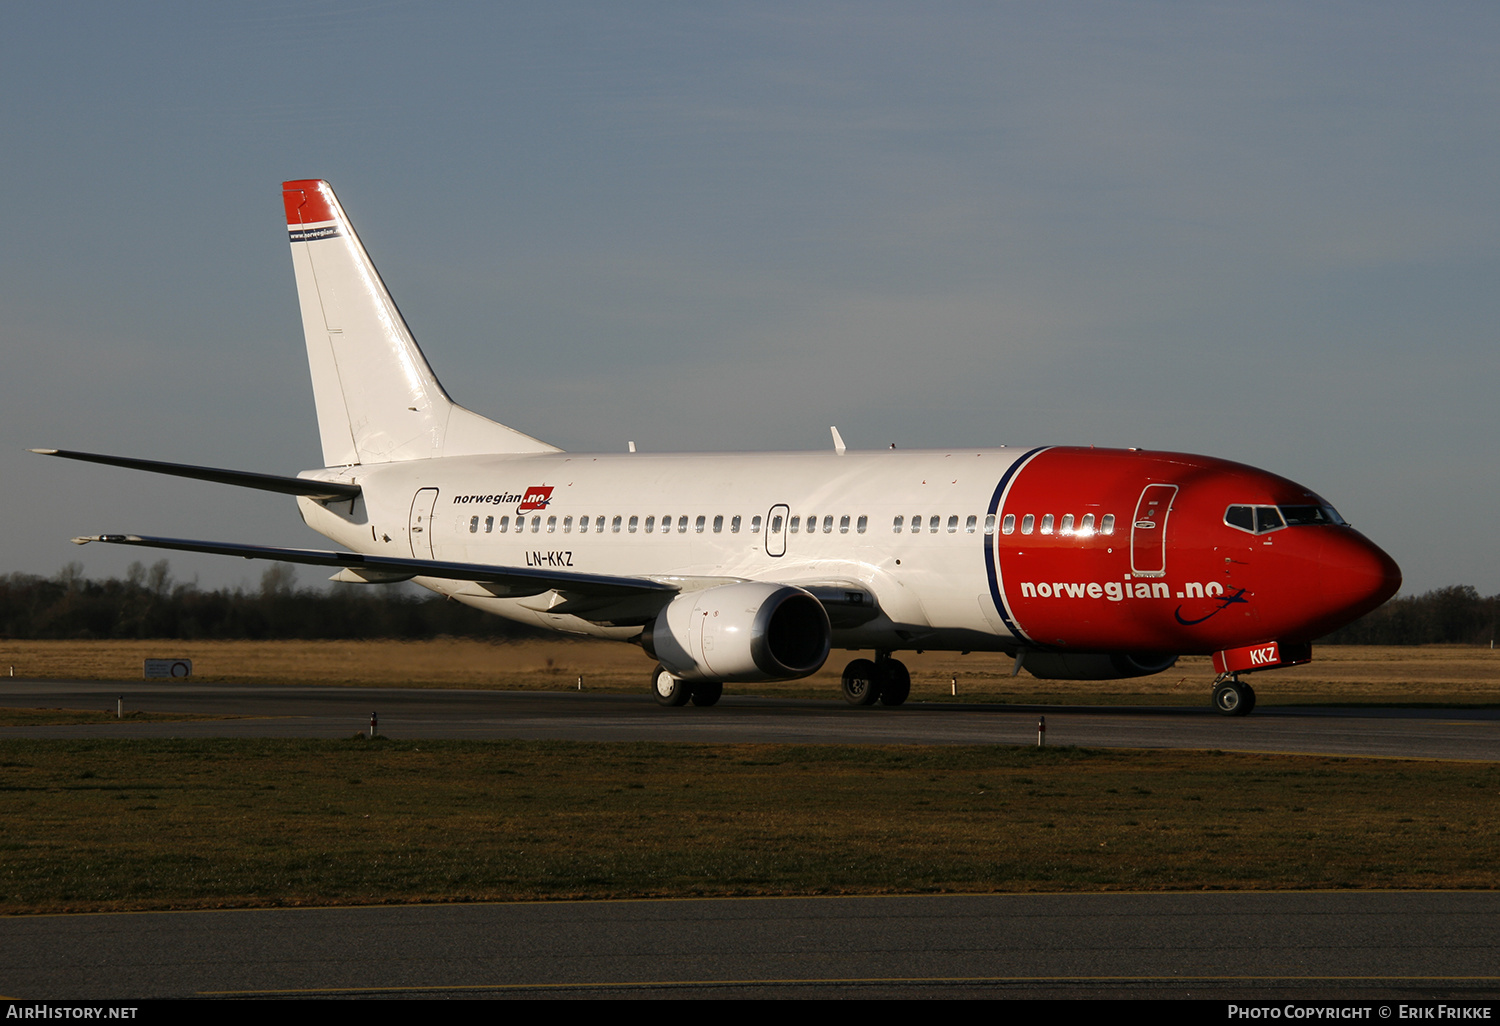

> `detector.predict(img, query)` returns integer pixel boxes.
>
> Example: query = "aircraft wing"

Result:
[70,534,677,603]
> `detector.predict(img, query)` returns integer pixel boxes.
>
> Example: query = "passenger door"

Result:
[409,487,439,559]
[1130,484,1177,578]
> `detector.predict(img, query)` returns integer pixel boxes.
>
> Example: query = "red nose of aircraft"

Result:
[1312,530,1402,636]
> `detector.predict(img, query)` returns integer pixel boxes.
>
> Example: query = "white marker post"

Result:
[1037,715,1046,747]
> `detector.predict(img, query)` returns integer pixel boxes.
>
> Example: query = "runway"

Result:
[1,679,1497,760]
[3,680,1495,1000]
[2,892,1497,999]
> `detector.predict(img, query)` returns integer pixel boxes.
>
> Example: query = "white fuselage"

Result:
[299,447,1028,651]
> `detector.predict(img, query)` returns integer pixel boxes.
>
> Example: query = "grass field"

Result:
[2,642,1496,914]
[3,638,1498,706]
[1,739,1496,914]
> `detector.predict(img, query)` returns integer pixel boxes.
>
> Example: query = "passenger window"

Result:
[1000,514,1013,535]
[645,516,655,533]
[1101,514,1115,535]
[947,515,958,534]
[469,516,478,533]
[1021,514,1034,535]
[790,516,801,534]
[731,515,742,533]
[893,516,904,533]
[823,515,834,534]
[1060,514,1074,535]
[1079,513,1095,536]
[750,516,761,533]
[611,515,622,533]
[770,514,783,533]
[484,516,494,533]
[1040,514,1054,535]
[531,516,541,533]
[499,515,510,533]
[695,515,706,533]
[857,515,867,534]
[840,515,850,534]
[547,516,556,533]
[628,515,639,533]
[713,515,723,533]
[965,515,977,534]
[562,516,572,533]
[929,515,940,533]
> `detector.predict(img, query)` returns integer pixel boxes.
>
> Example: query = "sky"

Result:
[2,2,1496,597]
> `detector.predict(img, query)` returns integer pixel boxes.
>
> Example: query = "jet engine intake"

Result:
[642,582,831,682]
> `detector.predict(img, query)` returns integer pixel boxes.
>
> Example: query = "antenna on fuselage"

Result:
[628,441,636,453]
[830,426,846,456]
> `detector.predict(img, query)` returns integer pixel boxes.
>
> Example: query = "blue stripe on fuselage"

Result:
[983,446,1049,643]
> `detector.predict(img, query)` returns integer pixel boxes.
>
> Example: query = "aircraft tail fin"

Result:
[282,179,559,466]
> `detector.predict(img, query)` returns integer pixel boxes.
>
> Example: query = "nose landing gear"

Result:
[1211,673,1256,716]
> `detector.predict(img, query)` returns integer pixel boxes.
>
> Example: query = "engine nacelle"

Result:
[1020,652,1179,681]
[642,582,831,682]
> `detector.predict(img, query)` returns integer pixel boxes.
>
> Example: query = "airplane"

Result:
[38,179,1402,716]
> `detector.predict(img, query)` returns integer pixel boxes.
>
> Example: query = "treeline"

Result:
[0,562,546,641]
[1318,585,1499,646]
[2,563,1495,645]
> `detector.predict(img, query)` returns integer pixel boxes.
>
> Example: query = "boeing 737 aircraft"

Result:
[40,180,1402,715]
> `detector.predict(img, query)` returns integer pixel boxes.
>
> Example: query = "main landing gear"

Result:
[840,652,911,707]
[1211,673,1256,717]
[651,665,723,708]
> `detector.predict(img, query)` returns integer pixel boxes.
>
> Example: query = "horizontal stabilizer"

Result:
[71,534,677,603]
[32,449,360,501]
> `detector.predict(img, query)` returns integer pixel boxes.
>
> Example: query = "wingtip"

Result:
[29,448,59,455]
[71,536,94,545]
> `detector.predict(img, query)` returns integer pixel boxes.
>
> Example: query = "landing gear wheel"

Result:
[841,658,881,706]
[652,664,692,707]
[1212,679,1254,717]
[877,659,911,706]
[689,681,723,707]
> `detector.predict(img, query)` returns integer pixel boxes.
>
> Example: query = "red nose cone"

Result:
[1317,530,1402,629]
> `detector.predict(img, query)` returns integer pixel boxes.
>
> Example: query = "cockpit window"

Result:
[1227,503,1341,535]
[1255,507,1285,533]
[1224,504,1285,534]
[1280,504,1344,526]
